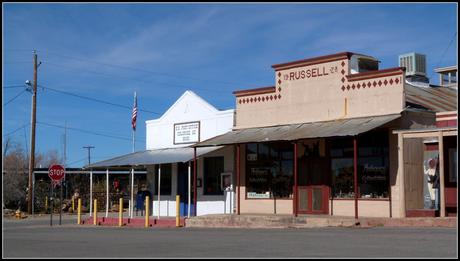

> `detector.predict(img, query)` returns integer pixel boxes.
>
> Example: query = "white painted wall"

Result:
[145,90,234,150]
[144,91,235,216]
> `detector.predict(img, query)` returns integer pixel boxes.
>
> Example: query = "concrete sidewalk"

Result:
[186,214,457,229]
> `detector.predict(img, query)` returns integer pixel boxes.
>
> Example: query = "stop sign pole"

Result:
[48,165,65,226]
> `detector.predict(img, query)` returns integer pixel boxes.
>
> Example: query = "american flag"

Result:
[132,92,137,131]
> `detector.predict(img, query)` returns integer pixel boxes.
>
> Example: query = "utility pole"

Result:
[83,146,95,166]
[27,51,38,215]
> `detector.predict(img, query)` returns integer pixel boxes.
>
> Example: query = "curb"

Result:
[185,215,457,229]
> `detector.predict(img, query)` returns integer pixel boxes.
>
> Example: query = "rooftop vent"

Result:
[399,53,426,76]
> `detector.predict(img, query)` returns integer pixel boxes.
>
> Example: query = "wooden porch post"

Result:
[237,144,241,215]
[438,132,446,217]
[398,133,406,217]
[294,142,298,217]
[354,137,358,219]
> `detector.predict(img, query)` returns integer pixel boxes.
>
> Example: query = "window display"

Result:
[246,142,293,199]
[330,131,389,199]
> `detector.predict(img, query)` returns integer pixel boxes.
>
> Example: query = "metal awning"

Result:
[194,114,401,147]
[88,146,223,168]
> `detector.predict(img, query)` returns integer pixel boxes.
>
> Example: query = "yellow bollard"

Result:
[118,198,123,227]
[72,198,75,212]
[93,199,98,225]
[77,198,82,225]
[45,196,48,213]
[145,196,150,228]
[176,195,181,227]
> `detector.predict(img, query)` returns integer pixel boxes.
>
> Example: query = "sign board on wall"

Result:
[174,121,200,144]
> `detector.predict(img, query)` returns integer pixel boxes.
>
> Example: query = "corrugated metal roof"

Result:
[88,146,223,168]
[405,84,457,112]
[194,114,401,147]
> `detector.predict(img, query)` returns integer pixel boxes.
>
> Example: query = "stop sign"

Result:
[48,164,65,184]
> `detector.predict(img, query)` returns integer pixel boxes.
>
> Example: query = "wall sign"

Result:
[283,65,338,82]
[174,121,200,144]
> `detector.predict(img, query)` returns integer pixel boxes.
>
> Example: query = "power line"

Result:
[4,89,28,106]
[3,123,30,137]
[44,61,220,93]
[436,31,457,69]
[4,85,27,89]
[67,157,87,166]
[41,50,261,88]
[38,84,161,115]
[37,121,146,144]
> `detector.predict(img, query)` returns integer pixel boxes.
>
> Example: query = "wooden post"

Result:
[398,133,406,217]
[438,132,446,217]
[354,137,358,219]
[294,142,298,217]
[236,144,241,215]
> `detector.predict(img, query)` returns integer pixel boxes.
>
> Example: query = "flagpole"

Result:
[132,129,135,153]
[132,91,136,153]
[130,91,137,218]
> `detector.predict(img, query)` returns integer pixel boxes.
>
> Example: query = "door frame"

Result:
[297,185,330,214]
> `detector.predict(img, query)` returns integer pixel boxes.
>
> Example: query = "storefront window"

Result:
[154,164,172,195]
[203,157,224,195]
[331,158,354,198]
[330,131,389,199]
[246,142,294,199]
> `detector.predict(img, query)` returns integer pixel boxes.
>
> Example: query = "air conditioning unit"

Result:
[399,53,426,76]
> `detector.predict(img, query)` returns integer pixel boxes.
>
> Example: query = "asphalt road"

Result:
[3,216,458,258]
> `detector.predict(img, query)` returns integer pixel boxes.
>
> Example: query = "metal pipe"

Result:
[193,148,197,216]
[77,198,82,225]
[176,195,180,227]
[188,161,191,218]
[131,168,134,218]
[158,164,161,219]
[89,170,93,217]
[93,199,97,225]
[119,198,123,227]
[106,169,109,218]
[145,196,150,228]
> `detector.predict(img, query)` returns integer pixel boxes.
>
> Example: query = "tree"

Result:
[2,138,63,211]
[3,139,28,210]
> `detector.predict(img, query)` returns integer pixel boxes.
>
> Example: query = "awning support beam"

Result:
[236,144,241,215]
[354,137,358,219]
[294,142,298,217]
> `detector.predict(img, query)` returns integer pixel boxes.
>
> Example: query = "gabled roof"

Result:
[146,90,229,124]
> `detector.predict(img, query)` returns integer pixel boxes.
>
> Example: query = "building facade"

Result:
[144,91,235,217]
[195,52,457,218]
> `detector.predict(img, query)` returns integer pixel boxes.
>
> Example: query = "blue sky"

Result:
[3,3,457,167]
